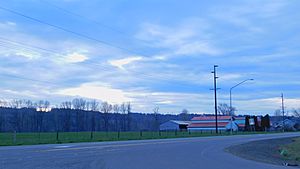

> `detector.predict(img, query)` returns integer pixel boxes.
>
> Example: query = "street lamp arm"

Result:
[230,79,253,91]
[229,78,254,113]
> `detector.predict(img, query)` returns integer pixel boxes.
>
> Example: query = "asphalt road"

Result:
[1,132,300,169]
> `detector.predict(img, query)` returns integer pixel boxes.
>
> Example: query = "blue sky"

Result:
[0,0,299,115]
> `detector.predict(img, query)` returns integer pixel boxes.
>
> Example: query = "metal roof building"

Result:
[159,120,190,131]
[188,115,239,131]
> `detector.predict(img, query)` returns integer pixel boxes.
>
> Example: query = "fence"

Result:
[0,130,279,146]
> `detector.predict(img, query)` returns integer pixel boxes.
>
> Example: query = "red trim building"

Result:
[188,115,239,131]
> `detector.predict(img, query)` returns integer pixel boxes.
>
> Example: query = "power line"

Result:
[0,5,202,83]
[39,0,126,35]
[0,5,149,58]
[38,0,151,45]
[0,5,210,84]
[0,36,191,83]
[0,73,59,87]
[0,5,209,90]
[0,38,205,89]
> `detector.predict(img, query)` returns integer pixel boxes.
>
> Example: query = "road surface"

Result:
[1,132,299,169]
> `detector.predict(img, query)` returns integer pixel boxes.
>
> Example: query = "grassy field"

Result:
[280,137,300,162]
[0,130,279,146]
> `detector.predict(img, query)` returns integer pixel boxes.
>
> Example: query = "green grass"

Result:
[0,130,281,146]
[280,137,300,161]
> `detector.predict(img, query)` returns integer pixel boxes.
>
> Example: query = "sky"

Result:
[0,0,299,115]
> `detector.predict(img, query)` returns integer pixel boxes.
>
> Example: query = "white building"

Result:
[159,120,190,131]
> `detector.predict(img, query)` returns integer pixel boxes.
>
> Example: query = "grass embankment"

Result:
[280,137,300,162]
[0,131,278,146]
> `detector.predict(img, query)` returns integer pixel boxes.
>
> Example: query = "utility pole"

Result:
[281,93,285,132]
[212,65,219,134]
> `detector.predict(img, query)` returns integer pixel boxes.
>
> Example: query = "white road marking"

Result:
[54,145,72,148]
[39,139,209,152]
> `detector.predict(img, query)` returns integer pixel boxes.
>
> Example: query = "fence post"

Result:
[159,130,161,137]
[56,131,59,142]
[118,130,120,140]
[140,130,142,138]
[175,130,177,136]
[90,131,93,140]
[13,131,16,145]
[211,130,213,135]
[38,131,41,143]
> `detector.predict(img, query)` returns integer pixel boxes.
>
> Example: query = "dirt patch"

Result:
[225,137,300,167]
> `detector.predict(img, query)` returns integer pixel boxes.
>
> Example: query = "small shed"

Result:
[159,120,190,131]
[225,121,239,131]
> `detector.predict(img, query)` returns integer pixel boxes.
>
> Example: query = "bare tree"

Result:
[293,108,300,117]
[72,98,87,131]
[0,100,8,108]
[0,109,4,131]
[218,103,235,116]
[153,106,160,131]
[179,108,189,121]
[90,100,99,111]
[274,109,282,116]
[126,102,132,131]
[60,101,71,109]
[10,99,21,108]
[24,100,34,108]
[72,98,87,110]
[35,100,51,132]
[113,104,120,131]
[101,102,112,131]
[120,103,127,131]
[89,100,99,132]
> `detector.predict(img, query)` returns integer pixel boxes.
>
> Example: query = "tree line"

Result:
[0,98,197,132]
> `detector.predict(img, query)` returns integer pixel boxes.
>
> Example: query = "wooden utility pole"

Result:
[281,93,285,132]
[212,65,219,134]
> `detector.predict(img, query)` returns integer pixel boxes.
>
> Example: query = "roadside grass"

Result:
[0,130,282,146]
[280,137,300,162]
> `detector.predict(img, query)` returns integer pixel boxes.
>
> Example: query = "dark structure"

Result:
[244,115,271,131]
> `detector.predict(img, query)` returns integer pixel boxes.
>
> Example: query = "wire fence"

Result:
[0,130,282,146]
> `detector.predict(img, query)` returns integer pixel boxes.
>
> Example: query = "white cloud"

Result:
[0,21,17,30]
[152,55,167,60]
[56,83,131,104]
[136,21,220,58]
[175,41,219,56]
[15,51,41,60]
[219,73,243,82]
[155,100,173,105]
[2,89,39,98]
[211,0,287,33]
[109,56,143,70]
[64,52,88,63]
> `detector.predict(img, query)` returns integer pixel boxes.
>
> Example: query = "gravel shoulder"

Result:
[225,137,300,167]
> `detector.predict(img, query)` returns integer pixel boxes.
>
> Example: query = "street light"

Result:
[229,79,253,134]
[229,79,254,114]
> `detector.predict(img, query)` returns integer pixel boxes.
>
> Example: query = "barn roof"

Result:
[234,117,245,120]
[191,116,232,121]
[188,122,228,128]
[170,120,190,125]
